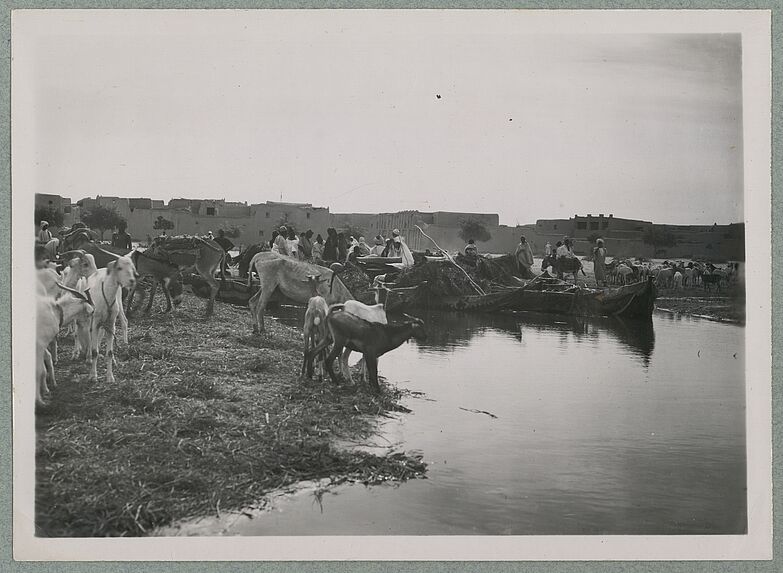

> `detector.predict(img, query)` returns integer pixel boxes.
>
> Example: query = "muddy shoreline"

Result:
[653,286,745,324]
[35,296,425,537]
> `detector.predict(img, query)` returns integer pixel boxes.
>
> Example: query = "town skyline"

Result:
[39,192,746,229]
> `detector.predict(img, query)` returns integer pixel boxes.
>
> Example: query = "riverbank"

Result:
[35,296,425,537]
[654,285,745,324]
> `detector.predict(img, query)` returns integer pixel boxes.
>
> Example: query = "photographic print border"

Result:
[1,1,778,571]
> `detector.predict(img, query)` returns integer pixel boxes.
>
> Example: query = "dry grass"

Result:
[35,295,425,537]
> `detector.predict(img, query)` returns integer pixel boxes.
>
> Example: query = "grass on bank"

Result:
[35,295,425,537]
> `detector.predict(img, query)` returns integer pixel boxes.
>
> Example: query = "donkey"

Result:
[126,250,184,315]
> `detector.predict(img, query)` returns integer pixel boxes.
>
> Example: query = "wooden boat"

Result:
[379,276,657,320]
[507,278,656,320]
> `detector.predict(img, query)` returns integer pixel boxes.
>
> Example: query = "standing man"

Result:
[514,235,535,279]
[299,230,313,260]
[214,229,235,277]
[112,222,133,250]
[323,228,338,262]
[272,225,290,256]
[592,238,607,287]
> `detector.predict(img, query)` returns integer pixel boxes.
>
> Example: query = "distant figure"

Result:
[464,239,478,257]
[323,228,338,262]
[593,238,607,287]
[272,226,290,256]
[385,229,414,267]
[557,238,574,258]
[370,235,386,256]
[337,232,349,262]
[214,229,235,276]
[545,241,552,257]
[300,230,313,260]
[207,230,214,240]
[312,234,324,261]
[286,228,300,259]
[347,245,361,264]
[382,237,399,258]
[37,221,52,244]
[357,236,371,256]
[112,222,133,250]
[514,235,535,279]
[347,235,360,258]
[269,230,279,250]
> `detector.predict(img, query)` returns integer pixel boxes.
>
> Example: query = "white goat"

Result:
[61,252,102,360]
[85,256,137,384]
[36,285,94,406]
[301,275,330,380]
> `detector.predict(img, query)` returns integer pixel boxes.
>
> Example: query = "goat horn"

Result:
[55,282,90,303]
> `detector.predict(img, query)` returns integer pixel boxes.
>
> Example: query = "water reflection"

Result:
[417,310,655,367]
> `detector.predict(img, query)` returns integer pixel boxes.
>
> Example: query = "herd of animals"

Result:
[34,230,739,407]
[34,231,426,407]
[541,253,738,290]
[602,259,739,290]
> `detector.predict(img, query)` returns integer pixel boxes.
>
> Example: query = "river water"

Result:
[166,309,746,536]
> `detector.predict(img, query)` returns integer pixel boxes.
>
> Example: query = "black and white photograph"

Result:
[11,9,771,561]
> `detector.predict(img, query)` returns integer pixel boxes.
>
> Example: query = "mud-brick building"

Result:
[70,196,332,246]
[533,213,744,261]
[34,193,78,228]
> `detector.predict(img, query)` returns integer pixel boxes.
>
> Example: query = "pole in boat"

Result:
[414,225,486,296]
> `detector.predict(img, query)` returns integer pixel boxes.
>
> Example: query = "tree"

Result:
[642,227,677,257]
[34,206,64,228]
[153,215,175,232]
[457,218,492,243]
[81,205,127,240]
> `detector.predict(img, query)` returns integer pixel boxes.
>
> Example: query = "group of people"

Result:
[259,225,415,267]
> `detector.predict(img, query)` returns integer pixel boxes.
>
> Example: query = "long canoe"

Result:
[381,277,657,320]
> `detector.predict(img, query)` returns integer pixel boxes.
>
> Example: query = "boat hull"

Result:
[383,278,657,320]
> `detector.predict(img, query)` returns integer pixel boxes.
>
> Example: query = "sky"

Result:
[14,11,744,226]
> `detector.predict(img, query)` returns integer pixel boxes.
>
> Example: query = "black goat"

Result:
[310,309,427,392]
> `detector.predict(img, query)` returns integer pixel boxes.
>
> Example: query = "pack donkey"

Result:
[145,236,226,316]
[126,250,184,315]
